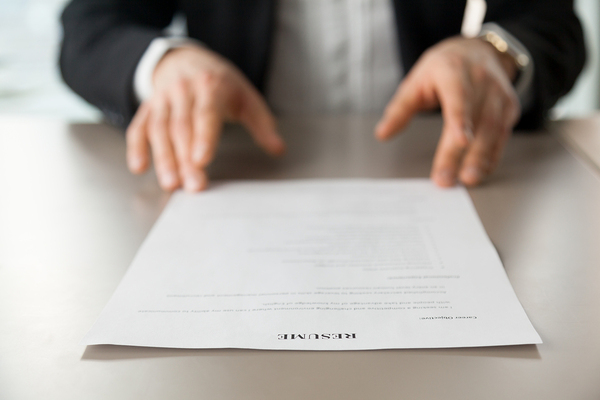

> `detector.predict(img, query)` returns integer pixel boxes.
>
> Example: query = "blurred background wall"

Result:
[0,0,598,123]
[553,0,600,118]
[0,0,100,121]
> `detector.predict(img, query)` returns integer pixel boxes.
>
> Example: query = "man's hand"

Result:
[126,46,286,191]
[376,37,521,187]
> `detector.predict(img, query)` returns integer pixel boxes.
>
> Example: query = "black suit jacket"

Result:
[60,0,585,129]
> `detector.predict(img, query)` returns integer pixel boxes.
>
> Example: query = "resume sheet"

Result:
[83,180,541,350]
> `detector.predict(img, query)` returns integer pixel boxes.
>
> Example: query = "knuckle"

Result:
[204,70,219,86]
[444,53,466,71]
[170,126,190,145]
[148,98,166,116]
[149,111,166,127]
[195,69,229,89]
[483,111,499,128]
[148,121,160,137]
[154,145,173,162]
[198,70,214,83]
[193,72,228,105]
[171,115,188,132]
[193,102,214,121]
[171,78,189,96]
[450,106,466,123]
[148,121,166,141]
[169,125,185,142]
[212,70,229,86]
[192,71,213,93]
[468,152,490,170]
[470,64,488,83]
[444,97,466,121]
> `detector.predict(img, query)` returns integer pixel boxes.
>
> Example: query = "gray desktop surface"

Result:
[1,115,599,400]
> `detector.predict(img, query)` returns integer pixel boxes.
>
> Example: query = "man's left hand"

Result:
[376,37,521,187]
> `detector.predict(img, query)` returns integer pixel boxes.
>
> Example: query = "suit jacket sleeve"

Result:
[492,0,585,129]
[60,0,177,128]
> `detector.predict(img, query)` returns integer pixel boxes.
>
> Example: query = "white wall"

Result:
[0,0,101,121]
[552,0,600,119]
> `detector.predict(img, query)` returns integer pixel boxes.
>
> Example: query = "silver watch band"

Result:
[478,23,535,109]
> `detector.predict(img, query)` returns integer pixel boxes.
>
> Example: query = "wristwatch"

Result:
[478,23,534,105]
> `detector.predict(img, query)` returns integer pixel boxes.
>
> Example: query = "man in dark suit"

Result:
[60,0,585,192]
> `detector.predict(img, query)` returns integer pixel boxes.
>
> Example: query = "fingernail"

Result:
[463,166,483,183]
[436,169,456,186]
[161,171,178,189]
[184,174,204,192]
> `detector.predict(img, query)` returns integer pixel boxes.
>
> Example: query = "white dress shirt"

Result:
[265,0,401,114]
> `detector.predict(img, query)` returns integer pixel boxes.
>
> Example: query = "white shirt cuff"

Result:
[480,22,535,111]
[133,37,202,103]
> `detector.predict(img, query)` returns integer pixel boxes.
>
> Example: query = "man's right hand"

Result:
[126,46,286,192]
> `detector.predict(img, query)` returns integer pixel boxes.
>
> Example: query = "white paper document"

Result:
[83,180,541,350]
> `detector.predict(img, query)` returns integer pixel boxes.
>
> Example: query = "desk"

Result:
[1,115,599,400]
[554,113,600,173]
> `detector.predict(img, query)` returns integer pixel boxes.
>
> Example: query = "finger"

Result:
[459,94,503,186]
[488,93,519,172]
[375,74,435,141]
[237,84,286,156]
[191,74,225,168]
[147,96,180,191]
[489,126,511,173]
[431,121,469,187]
[434,65,474,148]
[429,66,475,188]
[168,81,207,192]
[126,102,151,174]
